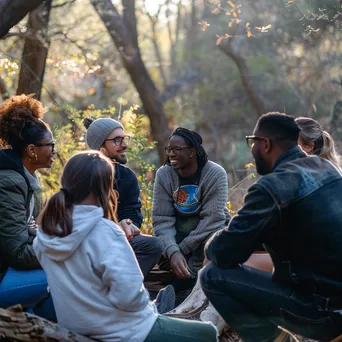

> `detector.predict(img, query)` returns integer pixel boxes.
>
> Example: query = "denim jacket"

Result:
[207,146,342,302]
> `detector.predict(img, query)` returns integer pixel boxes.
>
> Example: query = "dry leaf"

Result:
[198,21,210,31]
[235,18,241,23]
[216,36,223,45]
[228,1,235,8]
[232,11,237,17]
[247,31,253,37]
[211,7,220,14]
[228,21,233,27]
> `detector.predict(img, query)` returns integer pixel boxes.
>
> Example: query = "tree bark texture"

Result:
[92,0,170,165]
[0,77,10,100]
[219,39,266,117]
[0,305,95,342]
[0,0,44,39]
[16,0,52,100]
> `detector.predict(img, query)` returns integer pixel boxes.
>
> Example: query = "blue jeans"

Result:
[145,314,218,341]
[201,263,342,342]
[0,267,56,321]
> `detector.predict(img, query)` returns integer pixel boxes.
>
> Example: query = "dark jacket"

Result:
[114,164,143,228]
[0,150,41,282]
[207,147,342,300]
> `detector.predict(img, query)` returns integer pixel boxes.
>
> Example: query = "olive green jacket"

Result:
[0,150,41,282]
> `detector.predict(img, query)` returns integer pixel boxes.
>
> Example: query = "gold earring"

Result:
[29,154,38,163]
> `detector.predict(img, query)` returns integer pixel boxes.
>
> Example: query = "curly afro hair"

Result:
[0,94,49,156]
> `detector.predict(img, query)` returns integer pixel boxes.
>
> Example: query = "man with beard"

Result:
[201,112,342,341]
[83,117,163,277]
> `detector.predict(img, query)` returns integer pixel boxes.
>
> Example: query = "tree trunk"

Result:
[219,39,266,117]
[16,0,52,100]
[0,0,45,39]
[92,0,170,165]
[0,305,95,342]
[0,76,10,100]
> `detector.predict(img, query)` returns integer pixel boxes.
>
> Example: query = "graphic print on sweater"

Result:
[173,185,201,214]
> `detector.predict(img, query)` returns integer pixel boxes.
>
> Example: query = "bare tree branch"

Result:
[219,38,266,117]
[0,0,44,39]
[52,0,76,8]
[143,0,168,89]
[91,0,170,164]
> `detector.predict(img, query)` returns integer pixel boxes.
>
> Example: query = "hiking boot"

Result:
[200,302,228,335]
[155,285,176,314]
[165,274,208,318]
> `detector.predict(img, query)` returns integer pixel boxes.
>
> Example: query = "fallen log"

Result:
[0,305,96,342]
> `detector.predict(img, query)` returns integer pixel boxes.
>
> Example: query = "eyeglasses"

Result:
[245,135,267,148]
[35,141,56,151]
[105,135,131,146]
[165,146,190,155]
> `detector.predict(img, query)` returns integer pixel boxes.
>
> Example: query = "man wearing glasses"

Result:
[201,112,342,341]
[83,117,163,278]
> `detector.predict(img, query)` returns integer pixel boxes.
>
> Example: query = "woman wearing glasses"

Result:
[0,94,56,319]
[83,117,163,278]
[152,127,230,313]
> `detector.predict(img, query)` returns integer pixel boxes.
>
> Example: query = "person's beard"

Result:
[113,156,127,164]
[253,151,270,175]
[114,153,127,164]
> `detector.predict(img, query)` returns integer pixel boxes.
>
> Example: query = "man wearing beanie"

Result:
[83,117,163,278]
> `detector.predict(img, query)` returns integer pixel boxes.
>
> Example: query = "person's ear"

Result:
[99,146,108,156]
[189,148,196,158]
[26,144,38,163]
[27,144,37,158]
[264,138,272,153]
[304,141,315,153]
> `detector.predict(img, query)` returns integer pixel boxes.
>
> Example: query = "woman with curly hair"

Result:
[0,95,56,320]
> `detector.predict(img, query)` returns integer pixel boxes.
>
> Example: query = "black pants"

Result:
[130,234,163,278]
[201,263,342,342]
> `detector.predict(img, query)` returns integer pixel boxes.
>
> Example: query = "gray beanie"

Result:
[85,118,124,150]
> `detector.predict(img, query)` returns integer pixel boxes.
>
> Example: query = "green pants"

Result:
[145,315,218,342]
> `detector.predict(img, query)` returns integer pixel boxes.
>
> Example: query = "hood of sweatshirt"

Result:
[34,205,104,262]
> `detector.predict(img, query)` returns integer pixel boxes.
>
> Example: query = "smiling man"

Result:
[83,117,163,278]
[152,127,230,313]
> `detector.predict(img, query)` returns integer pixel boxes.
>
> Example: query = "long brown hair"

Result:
[296,117,341,169]
[39,151,118,237]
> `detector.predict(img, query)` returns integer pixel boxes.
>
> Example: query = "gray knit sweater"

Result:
[152,161,230,258]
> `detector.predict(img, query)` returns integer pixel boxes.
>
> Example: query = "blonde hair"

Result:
[296,117,341,169]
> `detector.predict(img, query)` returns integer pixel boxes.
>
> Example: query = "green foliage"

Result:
[38,105,156,235]
[126,108,157,234]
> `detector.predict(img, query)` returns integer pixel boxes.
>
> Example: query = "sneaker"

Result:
[155,285,176,314]
[165,274,208,317]
[200,302,228,335]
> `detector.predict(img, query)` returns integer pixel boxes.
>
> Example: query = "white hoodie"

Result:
[33,205,158,342]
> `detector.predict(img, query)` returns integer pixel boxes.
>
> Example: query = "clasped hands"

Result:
[119,219,140,241]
